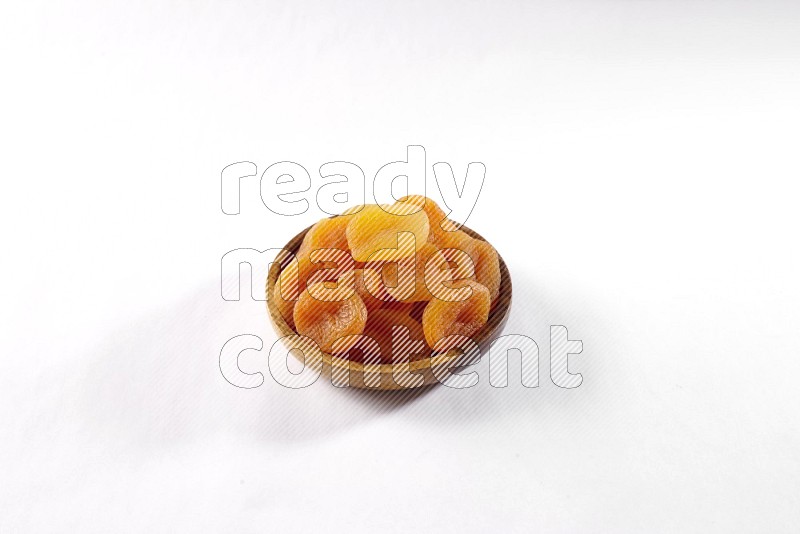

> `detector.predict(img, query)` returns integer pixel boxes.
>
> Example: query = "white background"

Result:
[2,1,799,532]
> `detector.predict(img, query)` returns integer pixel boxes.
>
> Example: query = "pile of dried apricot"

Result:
[272,196,501,363]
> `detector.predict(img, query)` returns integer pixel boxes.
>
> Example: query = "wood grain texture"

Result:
[266,224,513,390]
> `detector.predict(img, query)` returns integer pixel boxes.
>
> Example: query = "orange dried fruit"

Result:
[293,282,368,353]
[422,280,491,351]
[424,245,477,302]
[363,242,467,303]
[305,265,357,303]
[361,309,429,363]
[296,215,353,283]
[352,268,384,313]
[305,247,355,288]
[467,238,500,302]
[345,204,429,262]
[297,215,350,258]
[366,242,438,302]
[282,214,359,321]
[397,195,469,249]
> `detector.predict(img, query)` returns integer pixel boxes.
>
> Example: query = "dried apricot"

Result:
[296,215,353,283]
[346,204,429,262]
[305,247,355,288]
[422,280,491,351]
[424,246,477,302]
[397,195,469,249]
[357,240,480,305]
[275,214,358,326]
[306,263,356,303]
[467,238,500,302]
[297,215,350,258]
[352,268,384,312]
[293,282,368,353]
[365,242,434,302]
[361,309,429,363]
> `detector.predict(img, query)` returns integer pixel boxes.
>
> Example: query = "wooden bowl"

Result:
[266,224,512,390]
